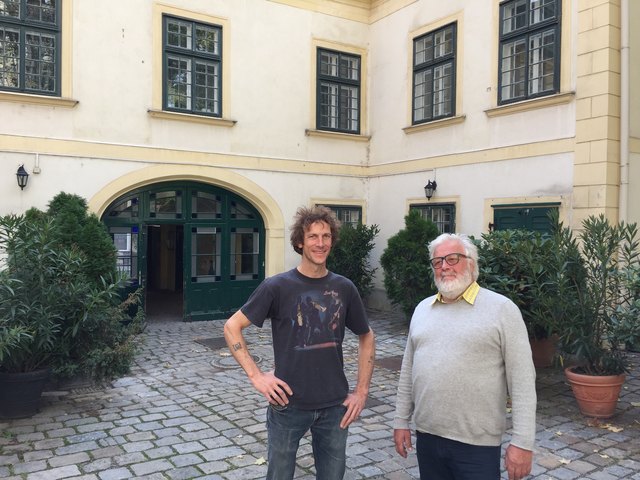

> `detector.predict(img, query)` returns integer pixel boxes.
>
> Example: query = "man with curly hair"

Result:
[225,205,375,480]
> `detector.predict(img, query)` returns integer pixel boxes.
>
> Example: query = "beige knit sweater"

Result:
[393,287,537,451]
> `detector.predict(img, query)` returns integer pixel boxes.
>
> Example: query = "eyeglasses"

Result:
[430,253,469,269]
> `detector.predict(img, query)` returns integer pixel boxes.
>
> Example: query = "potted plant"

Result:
[0,196,144,419]
[0,215,93,418]
[562,215,640,418]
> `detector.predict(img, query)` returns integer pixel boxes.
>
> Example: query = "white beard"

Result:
[435,269,473,299]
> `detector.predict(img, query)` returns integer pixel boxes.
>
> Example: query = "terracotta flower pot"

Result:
[564,367,626,418]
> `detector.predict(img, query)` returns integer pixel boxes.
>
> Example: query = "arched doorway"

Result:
[102,181,265,321]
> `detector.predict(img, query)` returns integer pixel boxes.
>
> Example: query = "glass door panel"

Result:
[230,228,259,280]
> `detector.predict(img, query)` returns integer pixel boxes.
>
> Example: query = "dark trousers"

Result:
[416,431,501,480]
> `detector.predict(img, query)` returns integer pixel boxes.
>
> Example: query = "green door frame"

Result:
[102,181,265,321]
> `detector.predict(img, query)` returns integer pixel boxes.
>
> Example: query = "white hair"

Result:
[428,233,479,281]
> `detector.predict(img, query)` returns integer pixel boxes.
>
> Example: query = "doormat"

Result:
[194,336,228,350]
[375,355,404,372]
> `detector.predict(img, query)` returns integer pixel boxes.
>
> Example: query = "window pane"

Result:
[339,55,359,81]
[107,197,139,219]
[166,18,191,49]
[320,50,339,77]
[110,226,138,280]
[319,82,339,129]
[230,200,256,220]
[530,0,556,26]
[500,39,526,101]
[194,60,219,114]
[150,191,182,219]
[528,29,555,95]
[166,55,191,109]
[502,0,527,34]
[433,62,452,117]
[0,0,21,19]
[230,229,259,279]
[0,27,20,88]
[433,27,453,59]
[24,31,56,92]
[195,24,219,54]
[411,204,455,234]
[192,227,221,282]
[26,0,56,24]
[192,191,222,219]
[339,85,358,132]
[413,69,433,122]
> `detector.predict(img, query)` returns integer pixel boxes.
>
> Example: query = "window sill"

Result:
[147,109,237,127]
[305,129,370,142]
[0,91,78,108]
[403,115,466,134]
[484,92,575,118]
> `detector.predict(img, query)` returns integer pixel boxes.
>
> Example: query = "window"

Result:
[317,48,360,134]
[321,205,362,228]
[163,15,221,116]
[411,204,456,233]
[498,0,560,105]
[0,0,60,95]
[492,204,559,232]
[412,23,456,124]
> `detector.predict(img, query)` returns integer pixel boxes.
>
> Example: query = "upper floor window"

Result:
[317,48,360,134]
[410,203,456,234]
[321,205,362,228]
[412,23,456,124]
[498,0,560,105]
[0,0,60,95]
[163,15,221,116]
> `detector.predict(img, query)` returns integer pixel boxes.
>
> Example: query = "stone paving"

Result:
[1,310,640,479]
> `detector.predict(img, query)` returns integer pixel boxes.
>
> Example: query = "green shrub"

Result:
[328,223,380,298]
[0,193,144,382]
[380,210,439,320]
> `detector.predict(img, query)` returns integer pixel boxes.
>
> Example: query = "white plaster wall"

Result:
[368,0,576,164]
[1,0,370,164]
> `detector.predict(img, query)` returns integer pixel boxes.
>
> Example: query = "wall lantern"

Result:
[16,165,29,190]
[424,180,437,200]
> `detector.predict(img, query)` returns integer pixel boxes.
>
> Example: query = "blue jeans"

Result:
[416,431,501,480]
[266,403,348,480]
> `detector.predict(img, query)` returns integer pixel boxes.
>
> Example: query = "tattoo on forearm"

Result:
[232,342,243,352]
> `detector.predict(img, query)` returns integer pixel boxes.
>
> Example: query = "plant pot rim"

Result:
[564,366,626,380]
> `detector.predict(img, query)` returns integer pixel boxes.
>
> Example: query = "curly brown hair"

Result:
[290,206,341,255]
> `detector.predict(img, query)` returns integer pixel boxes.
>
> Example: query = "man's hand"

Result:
[250,370,293,406]
[340,391,367,429]
[505,444,533,480]
[393,429,413,458]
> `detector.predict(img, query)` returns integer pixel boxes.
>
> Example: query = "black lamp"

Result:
[424,180,437,200]
[16,165,29,190]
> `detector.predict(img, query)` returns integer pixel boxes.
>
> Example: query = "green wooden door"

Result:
[103,182,265,321]
[493,204,559,233]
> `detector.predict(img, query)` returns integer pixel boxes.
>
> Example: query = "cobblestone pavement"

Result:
[1,310,640,479]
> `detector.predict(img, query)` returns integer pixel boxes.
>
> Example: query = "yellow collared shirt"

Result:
[433,281,480,305]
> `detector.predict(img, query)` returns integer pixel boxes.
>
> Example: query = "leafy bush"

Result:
[380,210,439,319]
[564,215,640,375]
[0,193,144,381]
[477,222,584,341]
[328,223,380,298]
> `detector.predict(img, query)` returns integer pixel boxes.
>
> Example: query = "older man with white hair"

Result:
[393,233,536,480]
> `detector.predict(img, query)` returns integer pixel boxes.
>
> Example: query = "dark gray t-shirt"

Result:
[241,268,370,409]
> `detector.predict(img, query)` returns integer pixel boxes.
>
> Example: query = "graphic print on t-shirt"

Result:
[294,289,343,350]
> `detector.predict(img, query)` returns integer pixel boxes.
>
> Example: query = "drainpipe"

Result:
[619,0,629,223]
